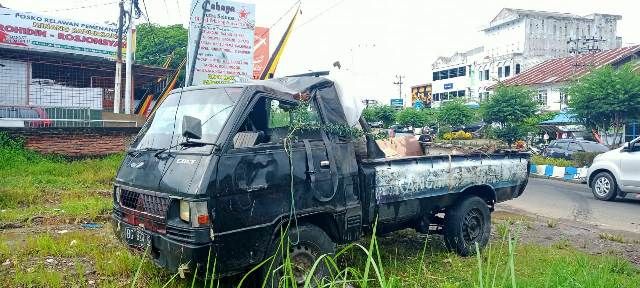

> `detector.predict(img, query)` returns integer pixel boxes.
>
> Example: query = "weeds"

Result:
[599,233,626,243]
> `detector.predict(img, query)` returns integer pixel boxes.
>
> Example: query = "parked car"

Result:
[542,139,609,159]
[587,136,640,201]
[368,121,383,128]
[0,105,52,128]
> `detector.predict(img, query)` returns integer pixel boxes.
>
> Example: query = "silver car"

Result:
[587,136,640,201]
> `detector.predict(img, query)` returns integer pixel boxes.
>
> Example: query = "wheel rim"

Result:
[289,243,317,285]
[462,208,484,245]
[594,177,611,197]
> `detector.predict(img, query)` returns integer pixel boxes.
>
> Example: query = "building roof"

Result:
[496,45,640,87]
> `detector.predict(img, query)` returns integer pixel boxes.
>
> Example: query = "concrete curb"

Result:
[529,173,585,184]
[530,164,587,181]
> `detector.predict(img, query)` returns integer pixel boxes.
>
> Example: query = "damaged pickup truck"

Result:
[112,76,530,283]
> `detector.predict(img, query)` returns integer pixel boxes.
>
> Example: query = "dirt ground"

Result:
[494,207,640,266]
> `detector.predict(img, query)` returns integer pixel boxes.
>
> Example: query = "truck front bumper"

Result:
[111,215,211,274]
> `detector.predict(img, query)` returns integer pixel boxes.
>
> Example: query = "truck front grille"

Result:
[120,188,170,218]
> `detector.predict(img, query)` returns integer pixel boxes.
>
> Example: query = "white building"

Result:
[495,45,640,111]
[431,8,622,107]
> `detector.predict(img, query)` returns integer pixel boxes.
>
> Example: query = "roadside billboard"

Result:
[0,7,120,59]
[187,0,256,85]
[253,26,269,79]
[390,98,403,107]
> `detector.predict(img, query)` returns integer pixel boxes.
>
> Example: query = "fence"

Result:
[0,48,173,127]
[0,106,138,128]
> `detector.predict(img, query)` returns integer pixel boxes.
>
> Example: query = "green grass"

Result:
[0,133,122,224]
[1,132,639,287]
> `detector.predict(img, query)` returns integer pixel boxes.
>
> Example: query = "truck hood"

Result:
[115,152,209,196]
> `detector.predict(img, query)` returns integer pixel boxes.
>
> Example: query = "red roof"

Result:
[497,45,640,87]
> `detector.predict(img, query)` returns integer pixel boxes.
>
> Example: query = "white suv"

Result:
[587,136,640,201]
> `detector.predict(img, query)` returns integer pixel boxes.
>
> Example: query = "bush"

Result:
[531,155,577,167]
[442,130,472,140]
[573,152,603,167]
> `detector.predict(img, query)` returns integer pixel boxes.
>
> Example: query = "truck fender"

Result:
[460,184,497,205]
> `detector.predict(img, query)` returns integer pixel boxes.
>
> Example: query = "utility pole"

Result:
[393,75,404,105]
[113,0,125,114]
[124,0,135,114]
[186,0,210,86]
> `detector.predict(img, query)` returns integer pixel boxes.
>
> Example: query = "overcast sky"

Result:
[2,0,639,103]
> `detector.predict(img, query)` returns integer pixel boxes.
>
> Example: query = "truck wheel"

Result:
[591,172,617,201]
[260,223,335,287]
[443,196,491,256]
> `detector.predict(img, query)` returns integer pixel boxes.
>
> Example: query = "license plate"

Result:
[123,226,151,248]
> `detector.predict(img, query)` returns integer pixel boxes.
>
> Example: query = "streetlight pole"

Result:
[113,0,125,113]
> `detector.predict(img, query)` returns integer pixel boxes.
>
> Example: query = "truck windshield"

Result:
[132,87,242,151]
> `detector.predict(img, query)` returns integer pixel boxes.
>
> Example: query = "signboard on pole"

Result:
[0,7,120,58]
[253,26,269,79]
[188,0,256,85]
[390,98,403,107]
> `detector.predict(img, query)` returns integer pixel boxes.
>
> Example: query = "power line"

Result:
[295,0,348,31]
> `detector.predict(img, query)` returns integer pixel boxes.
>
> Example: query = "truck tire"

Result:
[591,172,617,201]
[443,196,491,256]
[260,223,335,287]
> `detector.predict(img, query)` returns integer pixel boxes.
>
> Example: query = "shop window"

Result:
[449,68,458,78]
[504,65,511,77]
[433,71,439,81]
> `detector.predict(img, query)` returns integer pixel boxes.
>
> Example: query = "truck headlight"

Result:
[179,200,190,222]
[179,200,209,227]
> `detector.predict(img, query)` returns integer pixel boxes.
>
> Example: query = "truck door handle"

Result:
[320,160,330,168]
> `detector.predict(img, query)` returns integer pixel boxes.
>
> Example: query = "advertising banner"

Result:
[188,0,255,85]
[0,7,120,59]
[253,26,269,79]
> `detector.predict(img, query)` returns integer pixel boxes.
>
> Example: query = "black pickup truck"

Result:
[112,76,530,283]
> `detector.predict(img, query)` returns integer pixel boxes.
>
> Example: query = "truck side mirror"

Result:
[182,115,202,140]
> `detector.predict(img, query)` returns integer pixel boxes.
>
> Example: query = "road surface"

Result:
[498,177,640,234]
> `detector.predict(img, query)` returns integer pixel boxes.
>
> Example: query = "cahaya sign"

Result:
[188,0,256,85]
[0,7,120,59]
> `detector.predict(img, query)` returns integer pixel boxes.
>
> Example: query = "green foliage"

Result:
[481,85,538,125]
[362,105,398,127]
[136,23,187,70]
[494,124,528,147]
[531,155,578,167]
[481,85,538,145]
[437,100,475,129]
[568,64,640,145]
[0,132,122,223]
[573,151,603,167]
[395,108,436,128]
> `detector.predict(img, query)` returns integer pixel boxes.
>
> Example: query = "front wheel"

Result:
[591,172,617,201]
[260,224,335,287]
[444,196,491,256]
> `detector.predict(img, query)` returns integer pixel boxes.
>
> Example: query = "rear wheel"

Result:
[591,172,617,201]
[260,224,334,287]
[444,196,491,256]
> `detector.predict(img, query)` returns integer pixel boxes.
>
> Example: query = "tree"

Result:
[395,108,435,128]
[481,85,538,146]
[567,64,640,145]
[362,105,398,127]
[437,100,476,129]
[136,23,187,70]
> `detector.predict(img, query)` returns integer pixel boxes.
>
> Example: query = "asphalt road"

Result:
[498,177,640,233]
